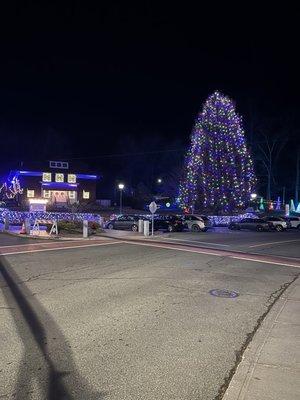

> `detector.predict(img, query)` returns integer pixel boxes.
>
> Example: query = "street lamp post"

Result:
[118,183,125,214]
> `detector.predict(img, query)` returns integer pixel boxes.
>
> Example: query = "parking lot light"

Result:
[118,183,125,214]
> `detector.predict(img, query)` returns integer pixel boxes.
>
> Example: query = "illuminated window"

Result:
[43,190,50,198]
[69,191,76,199]
[50,161,69,169]
[68,174,76,183]
[42,172,52,182]
[55,173,64,182]
[27,189,35,198]
[83,190,90,199]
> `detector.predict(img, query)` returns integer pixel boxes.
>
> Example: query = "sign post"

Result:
[83,219,88,238]
[149,201,158,236]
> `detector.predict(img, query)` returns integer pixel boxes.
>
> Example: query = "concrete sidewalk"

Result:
[224,276,300,400]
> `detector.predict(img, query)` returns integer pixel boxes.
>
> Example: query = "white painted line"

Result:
[0,239,112,249]
[0,242,61,249]
[230,256,300,269]
[123,241,300,269]
[0,241,122,256]
[249,239,300,248]
[160,237,229,247]
[123,241,224,256]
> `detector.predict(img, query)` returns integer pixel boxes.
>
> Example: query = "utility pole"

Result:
[296,148,300,204]
[282,186,286,205]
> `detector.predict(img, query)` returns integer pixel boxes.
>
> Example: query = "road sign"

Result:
[149,201,158,214]
[149,201,158,236]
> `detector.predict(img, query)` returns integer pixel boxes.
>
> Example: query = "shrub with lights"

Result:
[178,91,256,213]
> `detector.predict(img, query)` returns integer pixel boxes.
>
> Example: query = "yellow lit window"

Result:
[68,174,76,183]
[42,172,52,182]
[43,190,50,198]
[69,191,76,199]
[83,190,90,199]
[55,173,64,182]
[27,190,35,198]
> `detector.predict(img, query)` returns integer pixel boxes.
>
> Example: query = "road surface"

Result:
[0,232,299,399]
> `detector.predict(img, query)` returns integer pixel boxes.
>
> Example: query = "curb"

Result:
[222,276,300,400]
[0,230,59,240]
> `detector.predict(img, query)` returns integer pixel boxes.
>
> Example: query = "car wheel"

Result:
[107,223,114,230]
[131,224,138,232]
[256,225,263,232]
[275,225,283,232]
[191,224,200,232]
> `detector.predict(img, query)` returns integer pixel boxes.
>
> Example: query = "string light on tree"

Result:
[178,91,256,213]
[0,177,23,200]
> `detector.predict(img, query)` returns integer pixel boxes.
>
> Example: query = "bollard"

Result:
[4,216,9,231]
[83,219,89,238]
[25,218,31,235]
[99,216,104,228]
[143,220,150,237]
[138,219,144,233]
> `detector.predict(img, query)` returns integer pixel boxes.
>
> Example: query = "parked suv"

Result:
[263,217,288,232]
[228,218,270,231]
[106,215,141,231]
[181,215,209,232]
[284,216,300,229]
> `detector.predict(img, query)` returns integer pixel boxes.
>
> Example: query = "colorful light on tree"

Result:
[178,91,256,212]
[0,177,23,200]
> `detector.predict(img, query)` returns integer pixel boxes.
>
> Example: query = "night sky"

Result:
[1,3,299,198]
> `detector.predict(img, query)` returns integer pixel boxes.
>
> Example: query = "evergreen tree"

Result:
[178,91,256,213]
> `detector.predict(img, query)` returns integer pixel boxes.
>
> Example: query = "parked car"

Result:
[228,218,270,231]
[181,214,209,232]
[284,216,300,229]
[153,215,184,232]
[106,215,141,231]
[263,217,288,232]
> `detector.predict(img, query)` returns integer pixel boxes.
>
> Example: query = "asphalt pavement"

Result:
[159,228,300,258]
[0,233,299,399]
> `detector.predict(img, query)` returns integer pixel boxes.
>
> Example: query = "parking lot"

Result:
[155,228,300,259]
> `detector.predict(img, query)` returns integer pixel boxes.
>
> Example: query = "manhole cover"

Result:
[209,289,239,298]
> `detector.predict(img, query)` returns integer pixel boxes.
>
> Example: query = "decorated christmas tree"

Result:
[178,91,256,213]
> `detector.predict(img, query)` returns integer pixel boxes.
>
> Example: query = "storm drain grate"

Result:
[209,289,239,298]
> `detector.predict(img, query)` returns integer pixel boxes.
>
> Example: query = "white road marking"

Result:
[230,256,300,269]
[0,239,108,249]
[0,242,60,249]
[0,241,122,256]
[123,241,300,269]
[249,239,300,248]
[160,237,229,247]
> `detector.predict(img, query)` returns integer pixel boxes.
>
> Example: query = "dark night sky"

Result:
[0,3,299,197]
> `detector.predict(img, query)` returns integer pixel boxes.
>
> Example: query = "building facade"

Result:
[7,161,98,206]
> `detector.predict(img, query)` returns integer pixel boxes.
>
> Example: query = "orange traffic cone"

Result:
[20,222,26,234]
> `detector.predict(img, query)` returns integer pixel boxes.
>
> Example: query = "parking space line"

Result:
[160,237,229,247]
[249,239,300,248]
